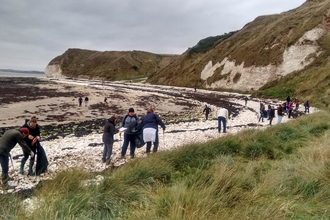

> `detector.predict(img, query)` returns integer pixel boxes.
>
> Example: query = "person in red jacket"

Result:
[0,128,33,190]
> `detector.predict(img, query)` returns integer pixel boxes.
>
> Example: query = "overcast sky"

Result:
[0,0,305,71]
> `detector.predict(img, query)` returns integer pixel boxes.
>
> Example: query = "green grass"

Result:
[3,110,330,219]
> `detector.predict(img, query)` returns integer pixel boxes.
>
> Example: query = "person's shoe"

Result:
[119,154,125,159]
[102,158,106,163]
[130,154,135,158]
[2,183,15,190]
[1,175,13,183]
[106,160,111,165]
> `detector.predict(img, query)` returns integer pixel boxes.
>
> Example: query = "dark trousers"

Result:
[305,107,309,113]
[218,116,226,133]
[205,113,209,120]
[103,142,114,161]
[146,132,159,153]
[23,146,37,160]
[121,133,136,156]
[0,154,9,176]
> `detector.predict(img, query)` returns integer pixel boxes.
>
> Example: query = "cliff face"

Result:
[44,49,177,80]
[147,0,330,92]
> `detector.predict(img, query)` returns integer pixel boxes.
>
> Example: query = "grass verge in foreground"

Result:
[2,111,330,219]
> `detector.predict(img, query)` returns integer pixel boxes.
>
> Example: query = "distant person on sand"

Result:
[84,97,89,106]
[104,97,108,104]
[244,97,248,106]
[268,106,275,125]
[120,108,140,159]
[304,100,310,113]
[288,101,293,118]
[20,116,44,176]
[277,104,285,124]
[259,103,266,123]
[0,128,33,190]
[217,107,229,133]
[203,105,211,120]
[78,97,83,107]
[102,115,118,165]
[294,98,300,111]
[140,107,166,154]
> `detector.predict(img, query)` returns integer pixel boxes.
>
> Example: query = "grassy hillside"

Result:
[254,31,330,109]
[48,48,178,81]
[147,0,330,93]
[2,110,330,219]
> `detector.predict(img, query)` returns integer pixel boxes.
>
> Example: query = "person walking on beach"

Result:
[294,98,300,111]
[269,106,275,125]
[102,115,118,165]
[203,105,211,120]
[0,128,33,190]
[244,97,248,106]
[78,97,83,107]
[120,108,140,158]
[288,101,293,118]
[217,107,229,133]
[277,104,285,124]
[104,97,108,104]
[84,97,89,107]
[259,103,266,122]
[20,116,42,176]
[304,100,310,113]
[141,107,166,154]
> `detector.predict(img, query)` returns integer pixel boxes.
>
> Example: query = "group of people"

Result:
[101,107,166,166]
[78,97,89,107]
[258,96,311,125]
[0,116,48,190]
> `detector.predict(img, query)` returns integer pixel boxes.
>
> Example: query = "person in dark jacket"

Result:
[0,128,33,190]
[120,108,140,158]
[304,100,310,113]
[269,106,276,125]
[203,105,211,120]
[141,107,166,153]
[20,116,42,176]
[78,97,83,107]
[102,115,118,165]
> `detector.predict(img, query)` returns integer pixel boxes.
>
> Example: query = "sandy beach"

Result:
[0,77,313,194]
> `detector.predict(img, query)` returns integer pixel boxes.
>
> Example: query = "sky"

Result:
[0,0,306,71]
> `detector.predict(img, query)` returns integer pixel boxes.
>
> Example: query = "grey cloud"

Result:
[0,0,305,71]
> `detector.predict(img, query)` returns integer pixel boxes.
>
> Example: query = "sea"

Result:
[0,69,45,78]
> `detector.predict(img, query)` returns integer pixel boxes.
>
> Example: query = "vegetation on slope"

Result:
[48,48,178,81]
[254,32,330,109]
[147,0,330,90]
[2,110,330,219]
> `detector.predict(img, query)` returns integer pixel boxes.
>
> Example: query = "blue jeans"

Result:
[0,154,9,176]
[218,116,226,133]
[146,132,159,153]
[121,133,136,156]
[277,115,283,124]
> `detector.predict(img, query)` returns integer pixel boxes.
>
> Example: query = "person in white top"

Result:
[217,107,229,133]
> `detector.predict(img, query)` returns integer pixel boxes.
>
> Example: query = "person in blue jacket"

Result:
[141,107,166,153]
